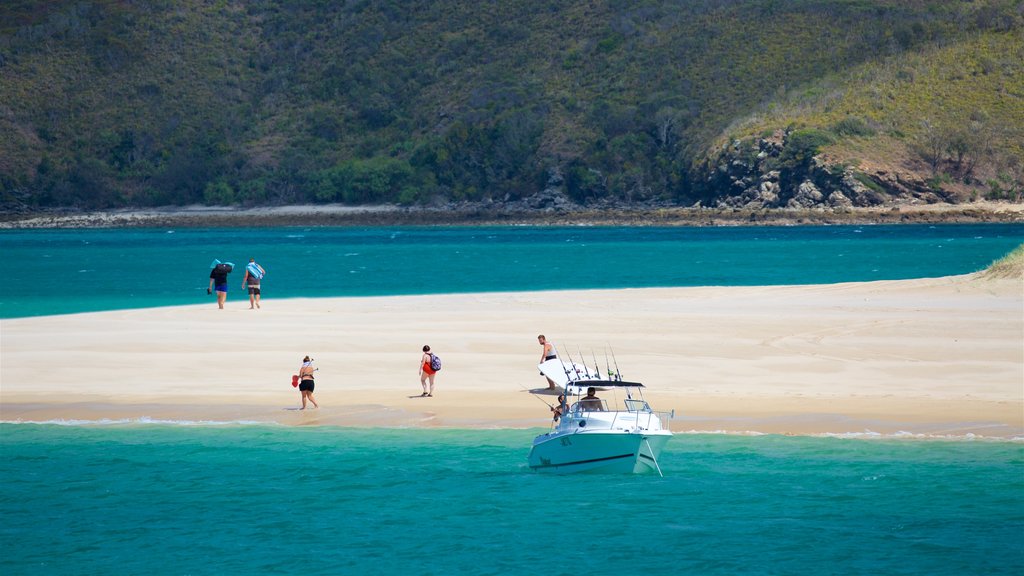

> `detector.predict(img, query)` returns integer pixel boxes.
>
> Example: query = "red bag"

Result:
[291,375,299,388]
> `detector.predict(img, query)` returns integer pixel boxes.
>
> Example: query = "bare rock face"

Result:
[514,166,576,211]
[701,129,912,209]
[827,190,853,208]
[787,180,823,208]
[757,179,780,204]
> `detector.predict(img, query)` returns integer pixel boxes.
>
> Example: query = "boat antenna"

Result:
[609,344,623,381]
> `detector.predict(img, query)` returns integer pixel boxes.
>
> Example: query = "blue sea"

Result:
[1,224,1022,318]
[1,425,1022,575]
[2,224,1023,574]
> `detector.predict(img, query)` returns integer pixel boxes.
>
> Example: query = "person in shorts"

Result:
[537,334,558,390]
[241,258,265,310]
[207,260,233,310]
[298,355,319,410]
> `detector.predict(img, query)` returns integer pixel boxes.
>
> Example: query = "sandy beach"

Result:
[2,274,1021,438]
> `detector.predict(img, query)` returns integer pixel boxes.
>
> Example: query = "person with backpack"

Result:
[240,258,266,310]
[207,260,233,309]
[419,345,441,397]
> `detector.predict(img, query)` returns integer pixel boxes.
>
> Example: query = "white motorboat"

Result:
[527,357,673,475]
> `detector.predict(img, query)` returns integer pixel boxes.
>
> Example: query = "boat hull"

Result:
[527,430,671,474]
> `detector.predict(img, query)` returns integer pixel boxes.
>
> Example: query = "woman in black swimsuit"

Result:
[298,355,319,410]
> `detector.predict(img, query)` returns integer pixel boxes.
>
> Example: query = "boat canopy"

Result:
[566,380,645,388]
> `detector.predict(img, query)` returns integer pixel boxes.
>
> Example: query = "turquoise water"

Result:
[1,424,1021,575]
[1,224,1022,318]
[3,224,1023,574]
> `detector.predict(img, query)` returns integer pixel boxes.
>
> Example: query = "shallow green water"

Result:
[2,224,1022,318]
[1,425,1022,575]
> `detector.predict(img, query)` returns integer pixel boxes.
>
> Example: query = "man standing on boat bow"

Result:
[537,334,558,391]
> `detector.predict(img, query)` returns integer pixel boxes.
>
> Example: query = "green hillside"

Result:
[702,27,1024,207]
[1,0,1021,209]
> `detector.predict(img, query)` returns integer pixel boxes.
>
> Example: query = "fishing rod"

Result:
[607,344,631,399]
[563,346,579,380]
[555,345,585,404]
[518,382,555,408]
[553,342,574,385]
[577,346,590,379]
[609,344,622,381]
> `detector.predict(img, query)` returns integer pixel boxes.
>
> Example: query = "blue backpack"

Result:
[429,353,442,372]
[246,262,265,280]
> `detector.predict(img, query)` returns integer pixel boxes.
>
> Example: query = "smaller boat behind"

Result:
[527,356,673,475]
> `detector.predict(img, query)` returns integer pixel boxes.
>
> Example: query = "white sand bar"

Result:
[2,275,1021,437]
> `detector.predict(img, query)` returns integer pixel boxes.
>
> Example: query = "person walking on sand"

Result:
[538,334,558,390]
[241,258,265,310]
[298,355,319,409]
[207,260,233,310]
[419,345,438,397]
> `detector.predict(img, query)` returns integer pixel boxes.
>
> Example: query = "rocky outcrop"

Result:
[699,129,949,209]
[0,186,36,215]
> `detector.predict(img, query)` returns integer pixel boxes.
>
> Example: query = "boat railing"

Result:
[567,402,673,431]
[617,409,671,431]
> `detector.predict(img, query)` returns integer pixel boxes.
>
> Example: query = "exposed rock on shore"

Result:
[700,129,963,210]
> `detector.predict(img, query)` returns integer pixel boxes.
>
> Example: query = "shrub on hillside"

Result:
[830,117,876,138]
[777,129,836,171]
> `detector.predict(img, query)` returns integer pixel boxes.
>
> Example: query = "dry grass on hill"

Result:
[979,244,1024,279]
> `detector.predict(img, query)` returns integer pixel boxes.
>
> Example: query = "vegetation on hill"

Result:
[0,0,1021,210]
[705,26,1024,207]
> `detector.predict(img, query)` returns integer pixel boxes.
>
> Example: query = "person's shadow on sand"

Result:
[524,387,562,395]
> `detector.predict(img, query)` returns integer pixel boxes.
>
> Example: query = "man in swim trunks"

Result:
[207,261,233,309]
[537,334,558,390]
[241,258,265,310]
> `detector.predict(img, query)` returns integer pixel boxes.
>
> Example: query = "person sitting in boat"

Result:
[551,394,567,425]
[580,387,603,411]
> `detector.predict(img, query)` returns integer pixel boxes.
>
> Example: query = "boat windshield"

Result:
[623,399,651,412]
